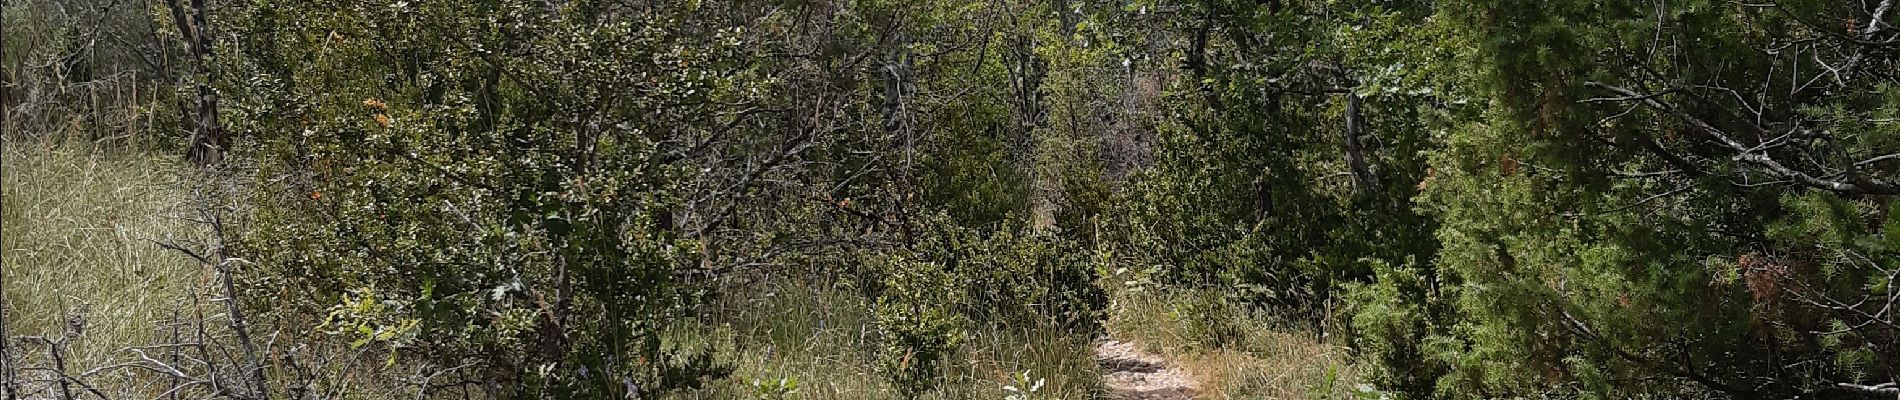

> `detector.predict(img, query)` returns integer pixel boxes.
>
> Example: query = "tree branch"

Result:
[1585,81,1899,195]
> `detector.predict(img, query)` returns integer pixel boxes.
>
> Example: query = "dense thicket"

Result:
[4,0,1896,398]
[203,0,1116,397]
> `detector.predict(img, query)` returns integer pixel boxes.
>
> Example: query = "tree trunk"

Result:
[1343,92,1376,196]
[173,0,225,167]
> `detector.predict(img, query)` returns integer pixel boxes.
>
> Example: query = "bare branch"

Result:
[1831,381,1899,397]
[1585,81,1899,195]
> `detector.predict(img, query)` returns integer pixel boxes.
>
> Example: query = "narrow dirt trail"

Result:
[1094,339,1198,400]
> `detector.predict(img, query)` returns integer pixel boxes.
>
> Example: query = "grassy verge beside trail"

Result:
[1105,282,1368,399]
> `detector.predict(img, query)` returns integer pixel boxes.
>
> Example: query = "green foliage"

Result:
[17,0,1896,397]
[1342,259,1449,398]
[864,213,1108,397]
[219,0,765,396]
[869,250,968,399]
[1001,369,1048,400]
[747,376,799,400]
[1081,0,1899,396]
[1091,0,1447,321]
[1390,0,1900,396]
[320,286,421,359]
[955,228,1108,332]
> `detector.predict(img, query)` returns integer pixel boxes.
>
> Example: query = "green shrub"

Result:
[219,0,760,396]
[859,212,1108,398]
[958,228,1107,333]
[1342,259,1450,399]
[868,251,968,399]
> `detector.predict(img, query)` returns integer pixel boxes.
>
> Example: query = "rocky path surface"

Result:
[1094,339,1197,400]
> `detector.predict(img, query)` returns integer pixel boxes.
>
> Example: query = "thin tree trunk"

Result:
[1002,14,1046,224]
[176,0,224,167]
[882,33,918,244]
[1343,92,1376,196]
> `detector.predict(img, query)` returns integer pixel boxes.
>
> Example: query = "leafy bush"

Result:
[220,0,763,396]
[862,213,1108,397]
[957,228,1107,333]
[868,251,968,399]
[1342,259,1450,398]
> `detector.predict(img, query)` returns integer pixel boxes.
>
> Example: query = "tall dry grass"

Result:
[2,138,206,397]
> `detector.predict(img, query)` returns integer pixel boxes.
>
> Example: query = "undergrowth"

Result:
[682,275,1103,400]
[1103,271,1374,399]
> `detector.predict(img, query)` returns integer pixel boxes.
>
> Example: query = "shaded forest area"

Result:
[2,0,1897,398]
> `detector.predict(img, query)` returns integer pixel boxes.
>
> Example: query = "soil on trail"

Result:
[1094,339,1198,400]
